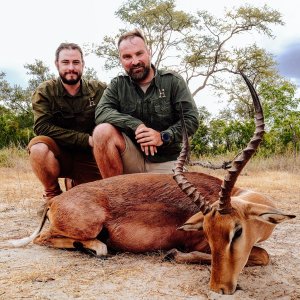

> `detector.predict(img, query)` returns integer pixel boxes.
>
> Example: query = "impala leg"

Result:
[163,248,211,264]
[34,231,108,257]
[246,246,270,266]
[75,240,108,256]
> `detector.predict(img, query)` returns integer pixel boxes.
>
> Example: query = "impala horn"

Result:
[173,71,265,216]
[173,103,211,215]
[217,71,265,214]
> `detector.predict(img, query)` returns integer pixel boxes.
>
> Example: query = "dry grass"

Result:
[191,152,300,173]
[0,152,299,299]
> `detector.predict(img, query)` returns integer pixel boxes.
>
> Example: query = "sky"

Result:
[1,0,299,114]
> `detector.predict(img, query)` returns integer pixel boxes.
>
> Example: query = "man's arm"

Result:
[95,78,143,132]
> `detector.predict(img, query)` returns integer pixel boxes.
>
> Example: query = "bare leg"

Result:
[163,249,212,264]
[93,123,126,178]
[29,143,62,198]
[246,246,270,266]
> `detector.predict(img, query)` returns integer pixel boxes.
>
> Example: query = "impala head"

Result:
[174,71,296,294]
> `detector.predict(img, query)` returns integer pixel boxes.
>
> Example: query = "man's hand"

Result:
[135,124,163,156]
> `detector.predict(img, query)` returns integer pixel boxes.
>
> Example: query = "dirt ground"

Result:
[0,166,299,300]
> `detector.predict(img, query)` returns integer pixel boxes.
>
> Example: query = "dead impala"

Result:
[1,72,295,295]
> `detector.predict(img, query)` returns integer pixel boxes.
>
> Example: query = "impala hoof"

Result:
[73,241,97,256]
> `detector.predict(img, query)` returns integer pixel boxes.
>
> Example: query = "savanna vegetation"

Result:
[0,0,299,162]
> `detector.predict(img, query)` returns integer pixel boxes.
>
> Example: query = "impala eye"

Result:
[233,226,243,241]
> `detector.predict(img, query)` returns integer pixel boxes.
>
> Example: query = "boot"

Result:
[37,184,62,217]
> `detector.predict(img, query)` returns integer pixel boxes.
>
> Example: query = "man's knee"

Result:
[29,143,58,166]
[93,123,124,146]
[29,142,50,156]
[28,136,60,157]
[93,123,114,139]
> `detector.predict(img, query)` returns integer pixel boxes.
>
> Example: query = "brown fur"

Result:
[36,172,220,253]
[8,171,293,295]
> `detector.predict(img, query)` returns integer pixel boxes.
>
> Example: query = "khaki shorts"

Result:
[28,136,101,185]
[121,134,176,174]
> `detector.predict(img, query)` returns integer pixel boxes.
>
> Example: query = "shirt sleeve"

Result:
[95,78,143,133]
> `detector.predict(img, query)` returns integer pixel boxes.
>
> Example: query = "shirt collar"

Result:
[56,78,89,96]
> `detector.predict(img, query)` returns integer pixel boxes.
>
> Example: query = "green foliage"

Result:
[1,0,298,160]
[0,107,34,148]
[90,0,196,71]
[190,88,300,157]
[191,108,256,157]
[190,106,210,156]
[259,80,300,156]
[0,60,53,149]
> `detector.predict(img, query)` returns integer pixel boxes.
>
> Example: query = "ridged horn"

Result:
[217,71,265,214]
[173,103,212,215]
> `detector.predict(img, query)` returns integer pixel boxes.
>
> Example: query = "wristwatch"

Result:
[161,131,172,145]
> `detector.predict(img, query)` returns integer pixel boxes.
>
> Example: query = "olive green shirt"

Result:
[95,68,199,162]
[32,78,106,150]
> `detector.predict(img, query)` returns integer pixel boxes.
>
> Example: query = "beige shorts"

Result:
[121,134,176,174]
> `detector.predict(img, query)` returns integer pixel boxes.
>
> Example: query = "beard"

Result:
[59,71,82,85]
[128,63,150,82]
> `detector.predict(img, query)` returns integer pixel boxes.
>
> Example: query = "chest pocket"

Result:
[119,86,137,114]
[121,100,137,114]
[76,105,96,133]
[151,97,174,130]
[51,97,96,133]
[52,109,75,129]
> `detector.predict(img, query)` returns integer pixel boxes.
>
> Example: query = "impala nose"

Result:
[211,282,237,295]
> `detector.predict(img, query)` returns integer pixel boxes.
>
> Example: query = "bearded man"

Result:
[28,42,106,209]
[92,29,199,178]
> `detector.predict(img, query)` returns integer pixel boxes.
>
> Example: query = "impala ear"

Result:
[258,212,296,224]
[246,203,296,224]
[178,212,204,231]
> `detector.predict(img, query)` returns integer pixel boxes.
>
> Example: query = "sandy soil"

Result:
[0,167,299,300]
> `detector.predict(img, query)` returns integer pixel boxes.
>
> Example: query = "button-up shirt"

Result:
[95,68,199,162]
[32,78,106,150]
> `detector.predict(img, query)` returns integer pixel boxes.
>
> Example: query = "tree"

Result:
[83,67,100,81]
[0,60,55,115]
[88,0,298,157]
[89,0,196,73]
[25,59,55,91]
[0,61,55,148]
[212,45,279,120]
[0,104,34,148]
[190,106,210,157]
[89,0,283,98]
[260,80,300,157]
